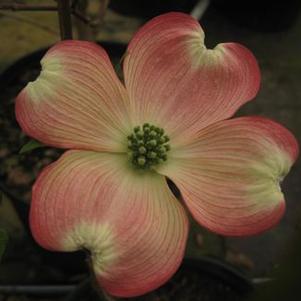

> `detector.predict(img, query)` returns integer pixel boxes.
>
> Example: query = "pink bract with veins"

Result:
[15,13,298,298]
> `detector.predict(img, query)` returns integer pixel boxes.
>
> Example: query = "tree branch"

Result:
[0,3,57,11]
[57,0,73,40]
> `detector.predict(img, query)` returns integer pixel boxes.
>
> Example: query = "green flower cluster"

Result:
[127,123,170,169]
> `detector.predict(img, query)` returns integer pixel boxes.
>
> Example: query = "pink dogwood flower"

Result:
[16,13,298,297]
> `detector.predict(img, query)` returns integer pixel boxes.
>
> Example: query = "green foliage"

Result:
[19,139,45,154]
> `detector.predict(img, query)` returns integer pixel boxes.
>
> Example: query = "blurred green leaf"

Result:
[0,228,8,261]
[19,139,45,154]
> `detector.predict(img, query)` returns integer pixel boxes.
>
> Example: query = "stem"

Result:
[64,279,91,301]
[85,252,116,301]
[73,0,93,40]
[0,3,57,11]
[71,0,81,9]
[57,0,73,40]
[88,0,110,28]
[72,9,91,24]
[98,0,110,26]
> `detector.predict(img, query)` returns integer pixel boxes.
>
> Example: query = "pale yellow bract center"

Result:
[247,146,293,203]
[62,222,118,275]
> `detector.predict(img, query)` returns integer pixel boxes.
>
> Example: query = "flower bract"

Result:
[15,12,298,298]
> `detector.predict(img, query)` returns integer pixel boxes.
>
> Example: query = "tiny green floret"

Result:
[127,123,170,169]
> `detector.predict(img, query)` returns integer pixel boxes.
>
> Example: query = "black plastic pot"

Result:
[211,0,301,32]
[0,257,254,300]
[109,0,199,19]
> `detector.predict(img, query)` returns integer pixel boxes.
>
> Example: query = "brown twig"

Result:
[73,0,93,40]
[0,3,57,11]
[98,0,109,26]
[85,0,110,28]
[0,0,109,35]
[57,0,73,40]
[72,9,91,24]
[71,0,80,9]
